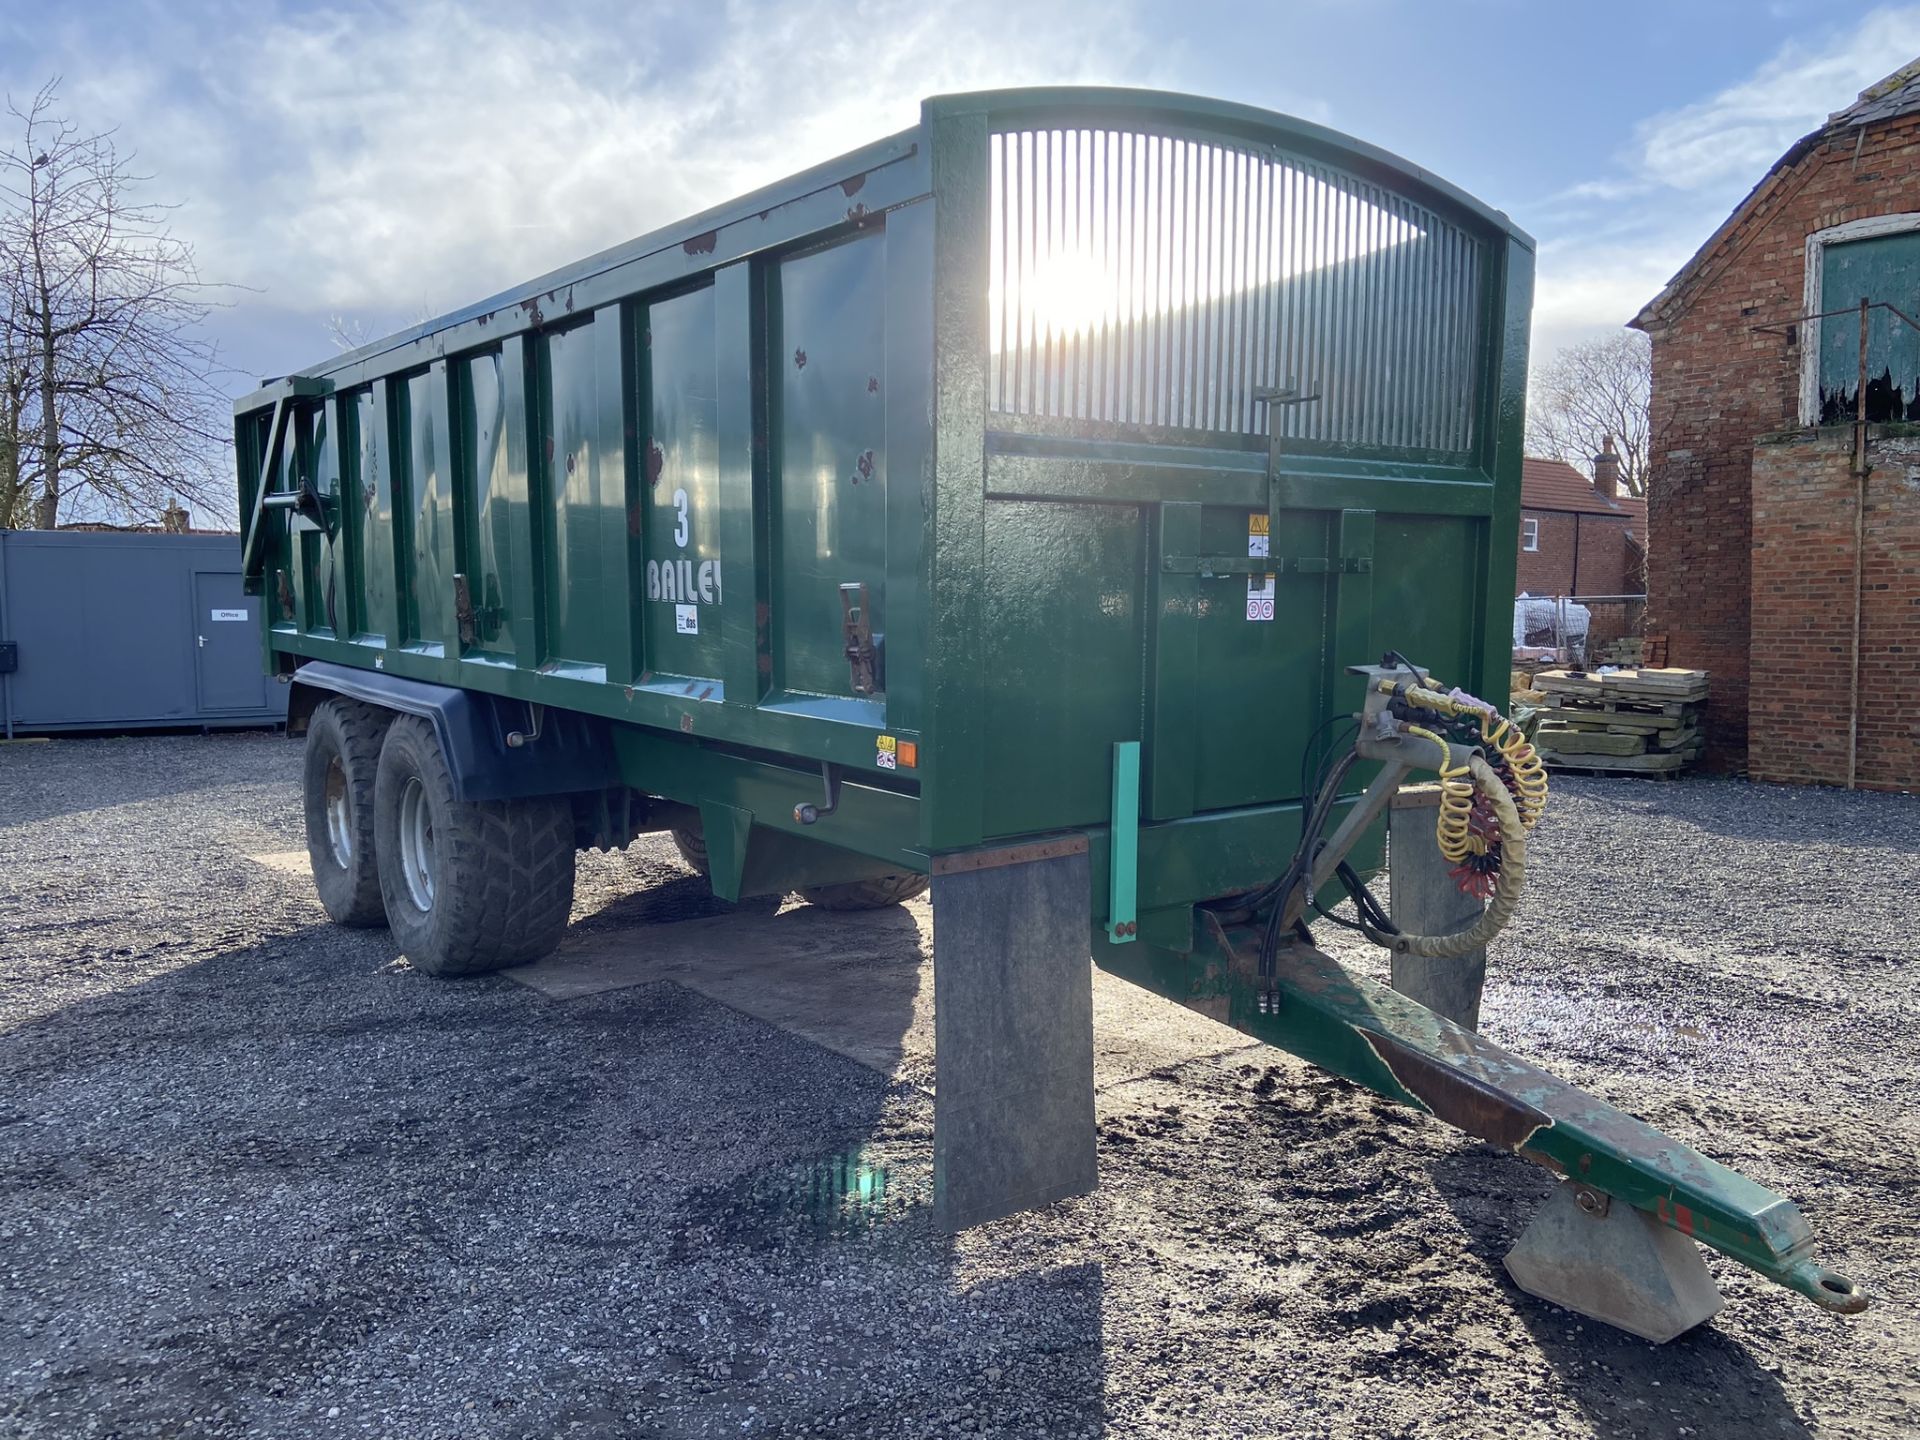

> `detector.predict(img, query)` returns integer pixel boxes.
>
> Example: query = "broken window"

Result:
[1816,228,1920,424]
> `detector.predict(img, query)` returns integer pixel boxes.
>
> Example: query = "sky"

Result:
[5,0,1918,412]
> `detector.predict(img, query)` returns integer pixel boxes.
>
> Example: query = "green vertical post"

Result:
[1105,740,1140,945]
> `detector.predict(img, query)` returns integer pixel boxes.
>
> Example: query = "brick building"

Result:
[1516,444,1646,599]
[1630,59,1920,786]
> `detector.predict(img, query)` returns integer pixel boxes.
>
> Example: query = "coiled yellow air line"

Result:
[1360,750,1528,960]
[1360,680,1541,960]
[1403,723,1478,862]
[1391,682,1550,833]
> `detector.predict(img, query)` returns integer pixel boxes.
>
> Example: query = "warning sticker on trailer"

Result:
[876,734,898,770]
[1247,515,1275,621]
[674,603,699,635]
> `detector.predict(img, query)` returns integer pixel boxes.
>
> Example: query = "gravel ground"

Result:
[0,732,1915,1439]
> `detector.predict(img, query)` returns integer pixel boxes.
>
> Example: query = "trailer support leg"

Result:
[1505,1180,1725,1343]
[930,838,1097,1231]
[1388,784,1488,1029]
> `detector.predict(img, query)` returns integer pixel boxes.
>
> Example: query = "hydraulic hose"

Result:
[1361,751,1527,959]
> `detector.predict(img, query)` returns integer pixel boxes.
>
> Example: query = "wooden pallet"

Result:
[1544,695,1692,720]
[1534,667,1709,706]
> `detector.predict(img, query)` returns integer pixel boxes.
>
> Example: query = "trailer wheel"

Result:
[670,825,708,875]
[302,698,391,927]
[797,873,930,910]
[373,715,576,975]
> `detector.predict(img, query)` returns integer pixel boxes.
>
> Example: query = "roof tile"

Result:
[1521,457,1646,529]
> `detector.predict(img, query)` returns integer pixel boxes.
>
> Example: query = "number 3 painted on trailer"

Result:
[672,488,689,548]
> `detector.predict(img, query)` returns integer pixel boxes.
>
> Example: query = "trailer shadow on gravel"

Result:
[0,887,1110,1438]
[1428,1148,1814,1438]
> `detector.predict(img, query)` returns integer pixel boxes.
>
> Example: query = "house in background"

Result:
[1517,442,1646,598]
[1631,57,1920,789]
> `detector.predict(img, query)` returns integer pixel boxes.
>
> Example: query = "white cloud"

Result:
[1634,8,1920,190]
[1528,8,1920,354]
[42,0,1179,345]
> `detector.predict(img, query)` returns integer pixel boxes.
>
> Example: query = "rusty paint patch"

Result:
[519,298,545,327]
[646,439,665,489]
[840,173,866,198]
[1656,1196,1698,1238]
[679,714,694,733]
[683,230,718,256]
[846,202,871,225]
[852,449,875,484]
[1362,1029,1553,1152]
[867,376,880,394]
[793,347,808,371]
[698,686,714,701]
[623,685,636,701]
[627,503,642,538]
[1518,1145,1567,1176]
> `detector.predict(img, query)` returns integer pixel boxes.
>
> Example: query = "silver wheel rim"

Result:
[323,757,354,869]
[398,775,436,911]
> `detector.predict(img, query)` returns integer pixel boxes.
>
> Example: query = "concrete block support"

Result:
[1388,785,1489,1029]
[1505,1181,1725,1343]
[930,838,1097,1231]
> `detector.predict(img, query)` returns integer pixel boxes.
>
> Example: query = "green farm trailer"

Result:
[235,88,1864,1340]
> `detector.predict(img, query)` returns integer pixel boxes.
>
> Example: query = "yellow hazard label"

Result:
[1249,514,1269,536]
[876,734,897,752]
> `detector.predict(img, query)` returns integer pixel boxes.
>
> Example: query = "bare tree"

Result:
[0,80,231,529]
[326,305,436,354]
[1526,331,1652,497]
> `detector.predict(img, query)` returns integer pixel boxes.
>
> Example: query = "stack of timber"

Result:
[1530,668,1708,776]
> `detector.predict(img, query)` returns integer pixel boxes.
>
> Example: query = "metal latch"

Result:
[840,582,884,696]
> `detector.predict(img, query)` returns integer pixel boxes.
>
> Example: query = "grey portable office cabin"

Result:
[0,530,289,736]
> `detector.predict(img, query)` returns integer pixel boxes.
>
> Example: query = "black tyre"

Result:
[670,824,709,875]
[302,698,391,927]
[372,715,576,976]
[797,873,930,910]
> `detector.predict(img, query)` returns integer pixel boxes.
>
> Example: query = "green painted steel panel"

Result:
[454,350,519,659]
[979,498,1145,836]
[1373,513,1481,688]
[1188,505,1330,812]
[638,285,726,684]
[538,322,607,671]
[402,369,456,654]
[352,388,394,648]
[771,230,891,700]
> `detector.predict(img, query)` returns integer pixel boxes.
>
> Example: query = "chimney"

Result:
[1592,435,1621,500]
[161,500,190,533]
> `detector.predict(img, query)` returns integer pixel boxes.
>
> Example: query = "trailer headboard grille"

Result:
[987,126,1489,454]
